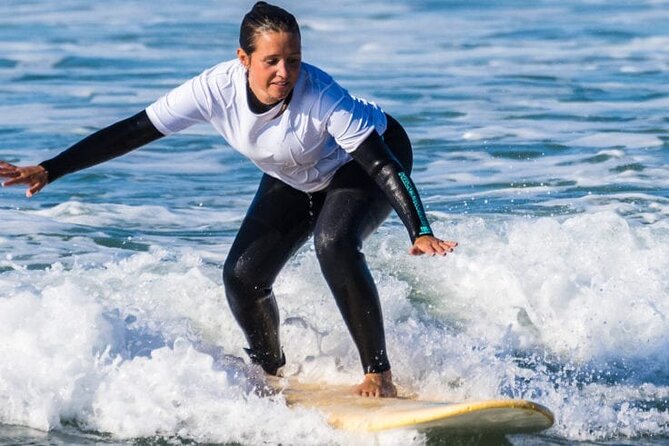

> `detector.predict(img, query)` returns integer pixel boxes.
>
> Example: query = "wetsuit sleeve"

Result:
[350,131,434,242]
[39,110,164,183]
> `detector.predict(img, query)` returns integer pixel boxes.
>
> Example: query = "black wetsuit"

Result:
[40,109,432,376]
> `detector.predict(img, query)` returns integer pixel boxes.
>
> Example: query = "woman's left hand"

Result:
[409,235,458,256]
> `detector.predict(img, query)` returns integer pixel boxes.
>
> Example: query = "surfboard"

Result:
[268,378,554,434]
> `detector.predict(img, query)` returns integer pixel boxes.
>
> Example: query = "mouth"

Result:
[270,81,291,99]
[272,81,290,89]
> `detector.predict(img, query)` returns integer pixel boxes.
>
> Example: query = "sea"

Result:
[0,0,668,445]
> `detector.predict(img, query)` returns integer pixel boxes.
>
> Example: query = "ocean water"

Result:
[1,0,668,445]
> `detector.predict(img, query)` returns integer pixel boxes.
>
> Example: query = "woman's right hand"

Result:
[0,161,49,197]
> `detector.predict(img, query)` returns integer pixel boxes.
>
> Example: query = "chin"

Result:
[271,87,291,99]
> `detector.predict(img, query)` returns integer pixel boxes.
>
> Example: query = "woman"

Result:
[0,2,457,397]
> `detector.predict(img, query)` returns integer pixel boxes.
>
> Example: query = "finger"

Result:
[27,182,44,197]
[0,161,17,170]
[422,245,436,256]
[434,246,447,256]
[439,242,455,254]
[417,242,437,256]
[424,243,446,256]
[2,176,28,187]
[0,168,19,178]
[440,241,458,251]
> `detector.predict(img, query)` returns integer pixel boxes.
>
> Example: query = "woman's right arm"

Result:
[0,110,164,197]
[41,110,164,183]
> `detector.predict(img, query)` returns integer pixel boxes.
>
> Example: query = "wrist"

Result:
[37,162,52,183]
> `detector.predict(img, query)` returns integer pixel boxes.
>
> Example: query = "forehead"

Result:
[252,31,301,54]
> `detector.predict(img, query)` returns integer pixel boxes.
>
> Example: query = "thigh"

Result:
[316,161,390,243]
[226,174,315,286]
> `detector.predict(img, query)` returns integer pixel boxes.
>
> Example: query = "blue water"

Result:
[1,1,669,445]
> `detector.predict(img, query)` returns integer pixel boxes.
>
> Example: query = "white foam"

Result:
[0,247,427,444]
[372,213,669,440]
[32,200,239,229]
[0,280,114,431]
[569,133,664,149]
[3,212,668,441]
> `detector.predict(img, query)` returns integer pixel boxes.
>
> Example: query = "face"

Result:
[237,31,301,105]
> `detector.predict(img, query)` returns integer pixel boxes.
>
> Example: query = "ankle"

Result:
[365,370,392,383]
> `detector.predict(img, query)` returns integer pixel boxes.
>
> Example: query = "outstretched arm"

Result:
[350,130,457,256]
[40,110,164,183]
[0,110,164,197]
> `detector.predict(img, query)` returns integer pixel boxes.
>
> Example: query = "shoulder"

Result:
[198,59,245,87]
[300,62,334,84]
[183,59,245,109]
[297,62,350,111]
[301,63,343,94]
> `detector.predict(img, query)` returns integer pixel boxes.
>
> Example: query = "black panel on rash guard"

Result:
[39,111,164,183]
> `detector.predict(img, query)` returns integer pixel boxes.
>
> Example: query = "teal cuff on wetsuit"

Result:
[397,171,433,237]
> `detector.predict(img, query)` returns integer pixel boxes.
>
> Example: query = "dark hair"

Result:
[239,2,301,54]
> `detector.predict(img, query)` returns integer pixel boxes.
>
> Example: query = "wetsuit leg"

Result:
[223,174,318,375]
[313,114,413,374]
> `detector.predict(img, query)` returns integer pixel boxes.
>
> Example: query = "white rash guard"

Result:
[146,60,387,192]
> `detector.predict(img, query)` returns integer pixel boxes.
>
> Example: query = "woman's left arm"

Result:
[349,131,457,256]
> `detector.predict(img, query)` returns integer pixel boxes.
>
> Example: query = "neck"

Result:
[245,80,293,116]
[248,80,282,113]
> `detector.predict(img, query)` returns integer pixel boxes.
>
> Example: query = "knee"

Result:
[314,231,360,266]
[223,255,264,298]
[222,256,239,289]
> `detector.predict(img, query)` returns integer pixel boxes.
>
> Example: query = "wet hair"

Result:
[239,2,301,54]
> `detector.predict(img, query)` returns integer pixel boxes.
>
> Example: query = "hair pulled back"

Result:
[239,2,301,54]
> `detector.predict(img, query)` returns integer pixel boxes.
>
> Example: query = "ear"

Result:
[237,48,250,69]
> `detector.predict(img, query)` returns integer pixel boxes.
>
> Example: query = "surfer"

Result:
[0,2,457,398]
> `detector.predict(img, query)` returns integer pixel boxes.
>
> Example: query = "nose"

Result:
[276,59,288,78]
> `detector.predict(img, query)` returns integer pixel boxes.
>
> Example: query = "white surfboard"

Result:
[269,379,554,434]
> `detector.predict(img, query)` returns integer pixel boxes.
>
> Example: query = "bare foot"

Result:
[353,370,397,398]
